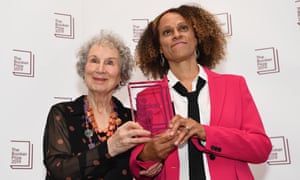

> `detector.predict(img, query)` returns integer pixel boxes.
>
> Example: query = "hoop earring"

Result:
[115,81,124,89]
[195,48,200,58]
[160,53,165,67]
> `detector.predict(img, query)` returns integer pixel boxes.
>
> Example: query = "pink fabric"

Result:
[129,67,272,180]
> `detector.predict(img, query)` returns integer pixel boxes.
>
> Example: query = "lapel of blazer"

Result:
[204,67,226,126]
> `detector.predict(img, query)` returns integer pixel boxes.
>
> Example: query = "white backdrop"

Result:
[1,0,299,179]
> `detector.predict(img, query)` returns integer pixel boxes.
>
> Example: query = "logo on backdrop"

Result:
[296,0,300,25]
[216,12,232,36]
[54,12,75,39]
[10,140,33,169]
[131,19,149,43]
[267,136,291,165]
[12,49,35,77]
[255,47,280,75]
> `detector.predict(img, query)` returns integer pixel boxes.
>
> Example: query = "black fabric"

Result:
[43,95,133,180]
[173,77,206,180]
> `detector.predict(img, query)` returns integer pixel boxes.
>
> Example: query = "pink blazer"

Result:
[129,67,272,180]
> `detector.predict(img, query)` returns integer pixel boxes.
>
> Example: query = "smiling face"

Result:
[84,44,121,95]
[158,12,198,64]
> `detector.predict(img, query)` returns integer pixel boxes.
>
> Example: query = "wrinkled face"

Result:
[158,12,198,63]
[84,44,121,94]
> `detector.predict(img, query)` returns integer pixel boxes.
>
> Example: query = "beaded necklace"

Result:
[83,96,122,149]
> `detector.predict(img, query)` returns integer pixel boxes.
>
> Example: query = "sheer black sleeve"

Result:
[43,104,120,180]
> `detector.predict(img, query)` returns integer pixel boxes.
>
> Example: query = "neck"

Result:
[169,60,199,81]
[168,57,199,92]
[87,92,112,114]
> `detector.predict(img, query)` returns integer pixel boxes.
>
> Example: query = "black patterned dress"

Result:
[43,95,133,180]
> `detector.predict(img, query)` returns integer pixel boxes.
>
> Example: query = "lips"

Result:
[171,41,186,48]
[93,77,107,82]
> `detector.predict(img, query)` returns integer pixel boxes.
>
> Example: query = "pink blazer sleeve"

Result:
[129,144,159,180]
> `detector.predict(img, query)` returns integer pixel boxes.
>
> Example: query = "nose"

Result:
[172,30,181,40]
[96,61,106,73]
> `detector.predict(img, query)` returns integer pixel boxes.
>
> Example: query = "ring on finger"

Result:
[185,126,191,132]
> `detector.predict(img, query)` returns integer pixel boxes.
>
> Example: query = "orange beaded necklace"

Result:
[84,96,122,149]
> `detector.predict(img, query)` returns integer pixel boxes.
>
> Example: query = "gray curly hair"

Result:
[76,30,134,89]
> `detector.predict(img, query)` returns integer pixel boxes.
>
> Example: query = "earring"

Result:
[195,47,200,58]
[119,81,125,86]
[160,53,165,67]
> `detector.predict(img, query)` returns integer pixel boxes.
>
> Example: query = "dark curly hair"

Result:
[135,4,227,79]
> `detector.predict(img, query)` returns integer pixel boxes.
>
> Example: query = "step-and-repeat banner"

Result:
[1,0,299,179]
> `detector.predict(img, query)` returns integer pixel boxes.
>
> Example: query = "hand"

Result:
[169,115,206,145]
[107,121,151,157]
[138,129,177,161]
[139,162,163,177]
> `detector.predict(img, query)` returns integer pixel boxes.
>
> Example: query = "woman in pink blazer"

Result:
[129,4,272,180]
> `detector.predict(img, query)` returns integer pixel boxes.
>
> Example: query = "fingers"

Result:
[139,162,163,177]
[169,116,204,145]
[118,129,151,147]
[153,129,175,144]
[140,133,177,161]
[127,128,151,138]
[168,115,185,136]
[118,121,151,140]
[173,126,189,146]
[122,121,144,130]
[130,136,151,144]
[107,121,151,156]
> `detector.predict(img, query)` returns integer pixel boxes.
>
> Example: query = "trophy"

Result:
[128,77,174,136]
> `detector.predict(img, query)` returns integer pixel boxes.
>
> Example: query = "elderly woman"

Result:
[130,4,272,180]
[43,30,151,180]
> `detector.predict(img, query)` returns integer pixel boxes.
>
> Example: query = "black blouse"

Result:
[43,95,134,180]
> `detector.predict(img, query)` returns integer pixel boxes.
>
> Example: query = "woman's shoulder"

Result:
[112,96,129,110]
[50,95,85,116]
[206,67,246,81]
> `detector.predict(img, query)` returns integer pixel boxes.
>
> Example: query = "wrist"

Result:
[198,125,206,141]
[107,138,116,157]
